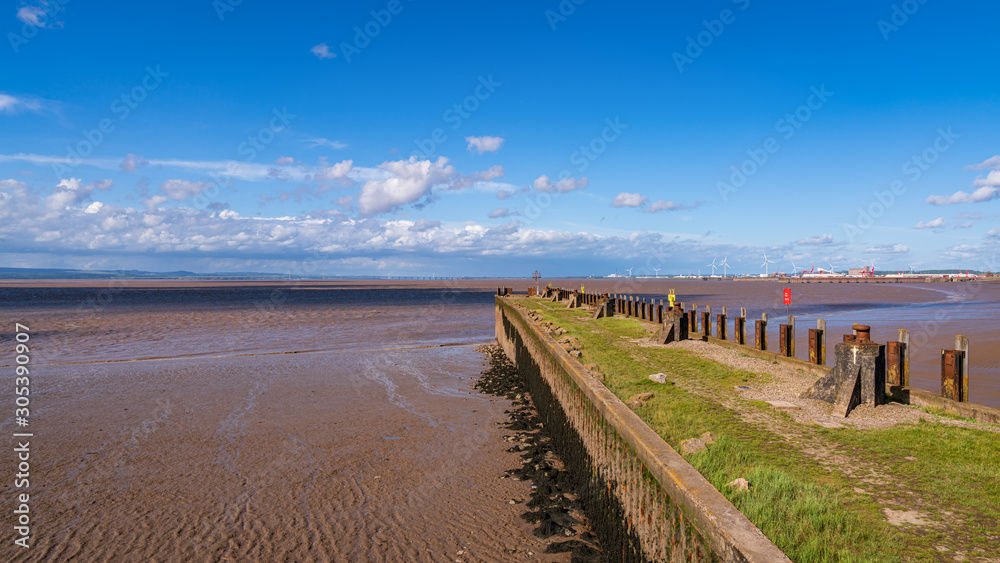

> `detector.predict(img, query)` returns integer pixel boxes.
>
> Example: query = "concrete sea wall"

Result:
[495,297,789,562]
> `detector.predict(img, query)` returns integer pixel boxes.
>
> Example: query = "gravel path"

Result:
[657,339,936,430]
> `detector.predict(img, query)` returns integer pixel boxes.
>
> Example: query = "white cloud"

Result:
[926,187,999,205]
[143,195,168,211]
[408,219,440,232]
[489,207,510,218]
[0,93,43,114]
[865,243,909,254]
[159,179,211,200]
[448,165,505,191]
[465,136,504,154]
[796,234,834,245]
[120,153,148,172]
[43,178,111,213]
[357,157,456,215]
[316,160,353,181]
[310,43,336,59]
[972,170,1000,188]
[16,6,45,26]
[275,156,295,165]
[646,199,699,213]
[914,217,945,229]
[611,192,647,208]
[84,201,104,214]
[304,137,348,150]
[928,158,1000,205]
[533,175,588,193]
[965,155,1000,171]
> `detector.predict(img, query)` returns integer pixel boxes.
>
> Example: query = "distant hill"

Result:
[0,267,286,280]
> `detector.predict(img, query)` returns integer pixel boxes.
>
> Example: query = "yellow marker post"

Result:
[668,289,676,308]
[581,285,585,294]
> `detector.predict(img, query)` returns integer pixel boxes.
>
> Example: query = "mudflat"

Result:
[0,283,569,562]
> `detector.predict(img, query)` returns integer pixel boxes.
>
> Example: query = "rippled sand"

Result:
[0,283,566,562]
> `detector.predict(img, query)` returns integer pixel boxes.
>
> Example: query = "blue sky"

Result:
[2,0,999,277]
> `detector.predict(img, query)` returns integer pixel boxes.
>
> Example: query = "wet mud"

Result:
[475,345,602,562]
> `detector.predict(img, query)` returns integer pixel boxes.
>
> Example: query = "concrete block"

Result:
[802,340,885,417]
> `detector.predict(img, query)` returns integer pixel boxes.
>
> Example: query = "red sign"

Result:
[783,288,791,305]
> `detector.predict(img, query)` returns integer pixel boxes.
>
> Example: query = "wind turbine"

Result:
[828,261,836,274]
[790,260,798,273]
[653,267,661,278]
[720,257,730,278]
[761,252,775,276]
[626,267,634,278]
[908,264,915,274]
[707,258,718,276]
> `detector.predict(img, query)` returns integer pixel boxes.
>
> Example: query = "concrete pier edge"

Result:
[496,297,790,562]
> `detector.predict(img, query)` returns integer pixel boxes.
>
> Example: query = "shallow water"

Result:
[0,283,564,562]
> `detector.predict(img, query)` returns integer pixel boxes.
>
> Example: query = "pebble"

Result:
[727,477,750,491]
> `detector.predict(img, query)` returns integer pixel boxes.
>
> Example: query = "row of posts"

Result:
[601,293,970,403]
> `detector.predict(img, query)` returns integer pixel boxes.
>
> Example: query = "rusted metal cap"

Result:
[852,323,871,342]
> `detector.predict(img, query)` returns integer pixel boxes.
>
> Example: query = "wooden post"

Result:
[956,335,969,402]
[788,315,795,357]
[898,328,909,386]
[886,341,903,386]
[818,319,827,366]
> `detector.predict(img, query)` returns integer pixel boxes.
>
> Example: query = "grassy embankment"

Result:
[513,297,1000,563]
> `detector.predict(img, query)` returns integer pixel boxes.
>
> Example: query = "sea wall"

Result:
[495,297,788,562]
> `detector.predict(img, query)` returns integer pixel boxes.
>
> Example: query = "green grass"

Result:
[510,297,1000,561]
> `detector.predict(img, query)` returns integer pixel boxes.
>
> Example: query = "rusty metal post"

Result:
[755,319,767,350]
[717,313,726,340]
[898,329,909,386]
[701,311,710,336]
[734,316,745,345]
[690,304,698,334]
[941,349,966,402]
[809,328,821,364]
[886,341,903,386]
[956,335,969,402]
[657,300,663,324]
[779,324,791,356]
